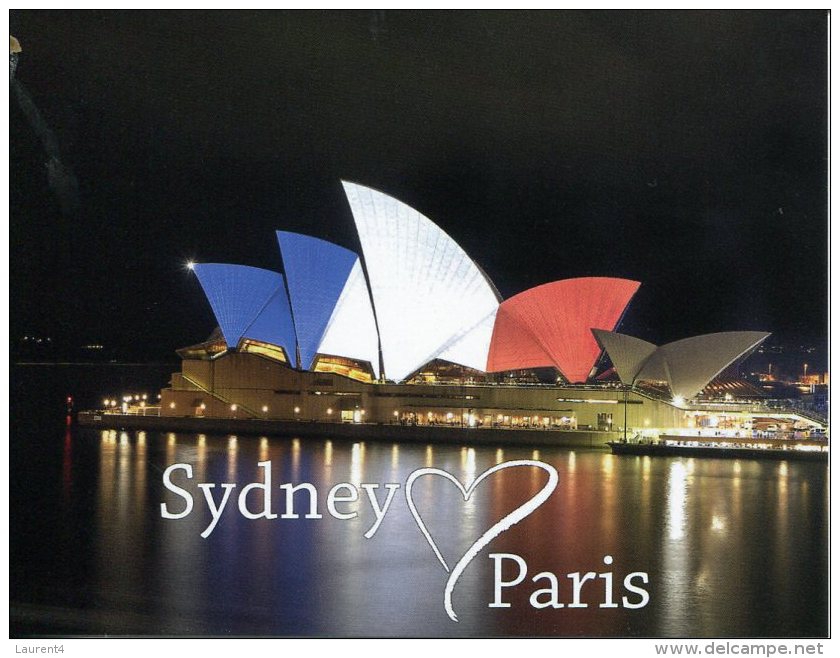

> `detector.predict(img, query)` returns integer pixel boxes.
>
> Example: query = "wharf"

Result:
[608,438,828,462]
[76,410,619,449]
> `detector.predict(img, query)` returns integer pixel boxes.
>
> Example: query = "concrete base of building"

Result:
[77,411,620,449]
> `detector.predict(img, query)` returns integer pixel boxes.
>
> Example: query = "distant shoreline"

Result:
[12,362,178,367]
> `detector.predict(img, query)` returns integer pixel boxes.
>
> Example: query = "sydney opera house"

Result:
[157,181,798,436]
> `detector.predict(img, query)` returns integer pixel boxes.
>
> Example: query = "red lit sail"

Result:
[486,305,556,372]
[486,277,640,382]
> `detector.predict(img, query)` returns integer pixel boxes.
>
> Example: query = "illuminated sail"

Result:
[193,263,296,358]
[343,181,500,381]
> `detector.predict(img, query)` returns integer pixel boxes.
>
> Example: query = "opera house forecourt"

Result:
[80,182,827,455]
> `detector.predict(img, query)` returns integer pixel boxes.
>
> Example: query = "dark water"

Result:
[10,365,829,637]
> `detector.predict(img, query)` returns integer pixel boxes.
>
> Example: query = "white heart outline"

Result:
[405,459,559,622]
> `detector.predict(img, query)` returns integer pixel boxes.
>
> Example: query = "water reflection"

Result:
[461,446,477,482]
[350,442,364,486]
[660,460,690,635]
[95,429,152,627]
[324,440,333,468]
[227,436,238,481]
[62,425,73,499]
[291,437,300,479]
[391,443,400,476]
[31,430,829,637]
[666,461,688,541]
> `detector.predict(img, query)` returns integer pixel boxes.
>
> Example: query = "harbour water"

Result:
[10,365,829,637]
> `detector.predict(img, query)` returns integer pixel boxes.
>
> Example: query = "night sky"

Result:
[9,10,828,363]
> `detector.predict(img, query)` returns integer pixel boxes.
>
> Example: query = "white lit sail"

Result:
[317,258,381,379]
[437,308,499,372]
[342,181,500,381]
[594,329,770,400]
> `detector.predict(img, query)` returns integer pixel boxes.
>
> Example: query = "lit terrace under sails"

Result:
[592,329,771,400]
[342,181,501,381]
[277,231,380,378]
[192,263,297,360]
[486,278,641,383]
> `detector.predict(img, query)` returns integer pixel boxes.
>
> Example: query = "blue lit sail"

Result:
[241,285,298,361]
[193,263,296,356]
[276,231,362,370]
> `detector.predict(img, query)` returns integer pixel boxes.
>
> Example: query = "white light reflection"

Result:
[777,460,789,534]
[601,453,614,477]
[391,444,399,472]
[195,434,207,482]
[291,438,301,479]
[165,432,176,466]
[660,459,692,635]
[227,436,238,481]
[463,447,477,483]
[350,442,364,486]
[118,433,131,516]
[96,419,131,611]
[666,461,688,541]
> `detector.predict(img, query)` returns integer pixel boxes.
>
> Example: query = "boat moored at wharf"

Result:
[608,433,828,462]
